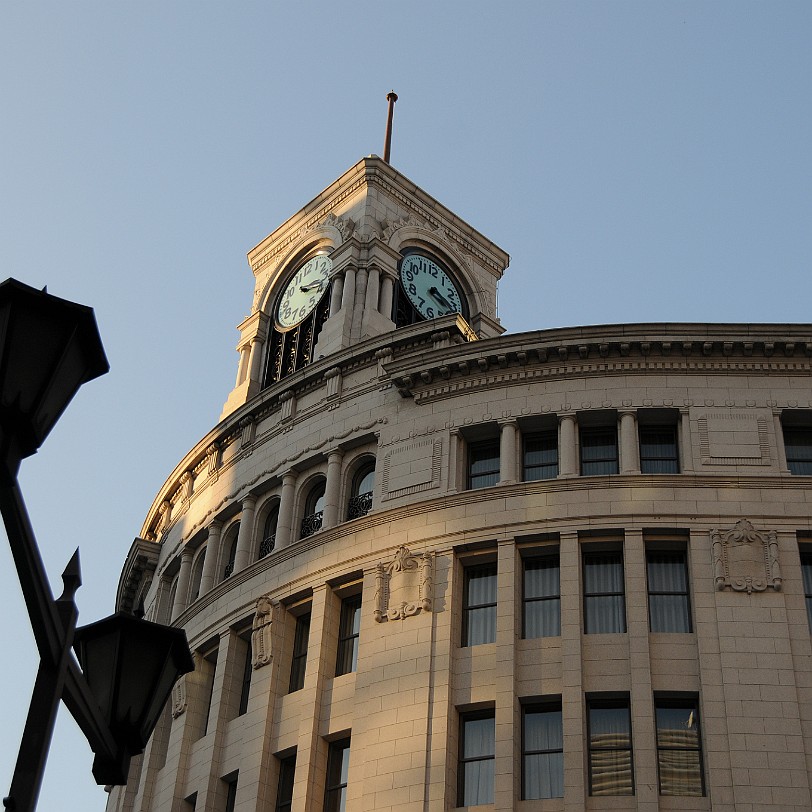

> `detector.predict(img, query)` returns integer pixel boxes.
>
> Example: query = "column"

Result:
[559,412,577,476]
[274,471,297,549]
[329,271,344,315]
[619,409,640,474]
[199,520,223,596]
[233,494,258,572]
[235,343,250,387]
[448,429,461,492]
[559,530,584,806]
[680,408,695,473]
[494,539,518,807]
[364,266,381,315]
[247,337,264,385]
[322,449,344,529]
[340,266,356,310]
[378,272,395,318]
[498,418,518,485]
[171,548,194,622]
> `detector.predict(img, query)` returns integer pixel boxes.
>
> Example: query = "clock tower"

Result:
[220,156,509,419]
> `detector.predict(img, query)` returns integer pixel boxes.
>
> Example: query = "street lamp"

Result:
[0,279,194,811]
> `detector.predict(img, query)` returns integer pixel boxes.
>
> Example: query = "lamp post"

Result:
[0,279,194,812]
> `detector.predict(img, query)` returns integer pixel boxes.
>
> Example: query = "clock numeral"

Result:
[408,283,417,295]
[425,306,435,318]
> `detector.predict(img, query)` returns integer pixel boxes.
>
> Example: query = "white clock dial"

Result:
[399,254,462,320]
[276,254,332,329]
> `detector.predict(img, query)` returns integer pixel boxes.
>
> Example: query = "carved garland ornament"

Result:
[711,519,782,594]
[251,595,275,668]
[373,546,434,622]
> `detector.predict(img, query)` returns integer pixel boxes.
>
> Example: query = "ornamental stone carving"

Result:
[251,595,275,668]
[373,546,433,622]
[171,673,187,718]
[711,519,782,594]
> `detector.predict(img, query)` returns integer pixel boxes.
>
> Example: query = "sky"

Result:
[0,1,810,809]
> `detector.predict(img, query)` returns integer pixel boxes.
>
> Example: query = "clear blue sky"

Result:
[1,2,810,809]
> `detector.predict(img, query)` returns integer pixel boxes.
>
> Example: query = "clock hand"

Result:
[300,280,323,292]
[428,286,453,311]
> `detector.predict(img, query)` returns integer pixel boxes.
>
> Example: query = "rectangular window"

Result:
[784,425,812,474]
[468,440,500,489]
[274,753,296,812]
[801,546,812,631]
[289,612,311,692]
[523,556,560,638]
[639,425,679,473]
[588,698,633,795]
[238,637,252,715]
[458,712,495,807]
[523,703,563,799]
[200,645,219,738]
[583,551,626,633]
[655,698,704,796]
[462,564,497,646]
[580,425,619,475]
[647,551,692,632]
[335,596,361,676]
[223,774,238,812]
[324,738,350,812]
[523,430,558,480]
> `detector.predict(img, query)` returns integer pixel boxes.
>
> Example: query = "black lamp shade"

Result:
[73,612,194,759]
[0,278,109,472]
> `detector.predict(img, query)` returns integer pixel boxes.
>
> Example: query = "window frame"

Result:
[301,479,326,539]
[458,709,495,807]
[582,548,627,634]
[587,696,634,796]
[237,635,252,716]
[646,548,692,633]
[324,737,351,812]
[783,416,812,474]
[335,594,362,677]
[522,552,561,639]
[523,429,559,481]
[462,563,497,647]
[655,696,705,796]
[274,752,296,812]
[800,543,812,632]
[639,424,680,474]
[522,700,563,800]
[289,611,311,692]
[347,460,375,520]
[580,423,619,475]
[260,502,279,559]
[467,439,500,490]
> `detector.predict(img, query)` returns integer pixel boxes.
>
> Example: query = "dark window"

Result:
[289,612,311,692]
[347,462,374,520]
[458,712,495,807]
[223,774,238,812]
[647,551,692,632]
[260,505,278,558]
[784,426,812,474]
[523,703,563,800]
[463,564,497,646]
[324,738,350,812]
[274,753,296,812]
[580,425,619,475]
[238,638,252,716]
[655,699,704,796]
[335,596,361,676]
[189,551,206,603]
[523,556,560,638]
[588,699,633,795]
[301,482,326,539]
[468,440,500,489]
[223,523,239,580]
[200,647,219,738]
[523,430,558,480]
[583,551,626,633]
[801,548,812,631]
[640,425,679,473]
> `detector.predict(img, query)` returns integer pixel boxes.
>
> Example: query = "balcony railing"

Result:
[347,492,372,520]
[300,511,323,539]
[259,533,276,558]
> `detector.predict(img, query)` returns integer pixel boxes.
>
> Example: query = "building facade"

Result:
[109,158,812,812]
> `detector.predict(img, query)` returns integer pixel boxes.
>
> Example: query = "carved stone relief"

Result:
[381,438,443,501]
[171,673,187,718]
[711,519,782,594]
[373,546,433,622]
[251,595,274,668]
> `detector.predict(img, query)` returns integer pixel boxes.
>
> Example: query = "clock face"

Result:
[399,254,462,320]
[276,254,332,329]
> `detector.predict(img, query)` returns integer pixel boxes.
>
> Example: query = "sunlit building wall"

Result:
[109,158,812,811]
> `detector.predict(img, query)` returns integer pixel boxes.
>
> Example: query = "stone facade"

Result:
[109,159,812,812]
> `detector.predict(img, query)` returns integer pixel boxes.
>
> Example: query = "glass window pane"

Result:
[647,554,687,591]
[467,568,497,605]
[462,760,494,806]
[589,706,631,748]
[524,599,560,638]
[584,555,624,592]
[463,716,495,758]
[460,714,495,807]
[466,606,496,646]
[590,749,634,795]
[524,751,563,799]
[525,709,563,751]
[650,594,691,633]
[525,559,559,598]
[656,702,703,796]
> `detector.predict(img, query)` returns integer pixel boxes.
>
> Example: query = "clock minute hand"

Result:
[300,280,323,292]
[428,286,453,311]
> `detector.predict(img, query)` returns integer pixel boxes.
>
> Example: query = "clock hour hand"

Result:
[300,280,323,292]
[428,286,453,311]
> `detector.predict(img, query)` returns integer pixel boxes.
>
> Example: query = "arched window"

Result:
[301,480,326,539]
[189,550,206,603]
[222,523,240,581]
[165,576,179,624]
[259,503,279,558]
[347,461,375,520]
